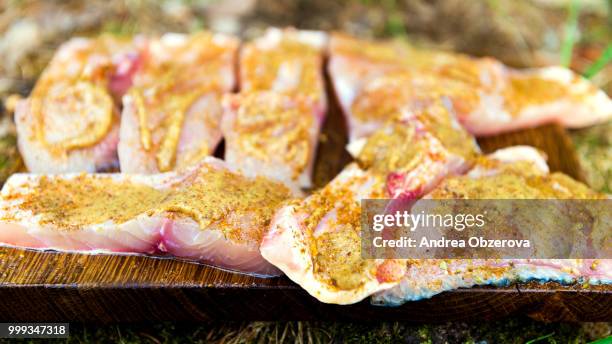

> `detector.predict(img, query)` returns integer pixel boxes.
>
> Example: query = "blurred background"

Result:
[0,0,610,342]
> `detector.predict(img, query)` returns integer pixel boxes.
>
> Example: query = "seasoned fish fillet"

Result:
[262,146,610,304]
[261,113,477,304]
[375,258,612,305]
[348,100,480,198]
[328,34,612,138]
[373,147,611,305]
[462,66,612,136]
[261,163,407,304]
[16,36,138,173]
[119,32,239,173]
[239,27,327,114]
[0,157,292,276]
[223,28,327,189]
[222,92,323,192]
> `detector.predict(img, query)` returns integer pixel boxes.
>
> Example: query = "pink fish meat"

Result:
[0,157,292,276]
[118,32,239,173]
[373,146,611,305]
[328,34,612,138]
[15,36,139,173]
[222,28,327,190]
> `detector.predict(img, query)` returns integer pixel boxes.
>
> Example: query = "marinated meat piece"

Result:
[262,146,610,304]
[0,157,292,276]
[240,27,327,115]
[222,92,323,192]
[373,146,611,305]
[261,163,407,304]
[15,36,138,173]
[119,32,239,173]
[328,34,611,138]
[349,100,480,198]
[223,28,327,189]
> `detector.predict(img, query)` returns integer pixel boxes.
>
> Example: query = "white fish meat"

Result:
[239,27,327,114]
[328,34,612,138]
[373,147,611,305]
[261,163,407,304]
[262,145,610,304]
[223,28,327,190]
[0,157,292,276]
[15,36,138,173]
[348,100,480,198]
[261,111,479,304]
[118,32,239,173]
[222,92,324,192]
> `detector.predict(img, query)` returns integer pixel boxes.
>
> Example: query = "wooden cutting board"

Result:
[0,73,608,323]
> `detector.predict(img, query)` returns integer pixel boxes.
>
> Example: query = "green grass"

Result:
[2,318,603,343]
[525,332,554,344]
[560,0,581,67]
[584,44,612,79]
[589,336,612,344]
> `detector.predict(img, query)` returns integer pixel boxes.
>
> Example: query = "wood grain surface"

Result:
[0,67,608,323]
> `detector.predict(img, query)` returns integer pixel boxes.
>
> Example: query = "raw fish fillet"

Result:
[0,157,292,276]
[374,258,612,306]
[462,66,612,136]
[223,28,327,189]
[373,146,611,306]
[261,163,407,304]
[15,36,138,173]
[119,32,239,173]
[328,34,612,138]
[348,100,480,198]
[222,92,324,192]
[262,146,610,304]
[239,27,327,115]
[261,108,478,304]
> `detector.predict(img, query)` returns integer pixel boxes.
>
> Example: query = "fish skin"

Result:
[372,259,612,305]
[0,157,286,276]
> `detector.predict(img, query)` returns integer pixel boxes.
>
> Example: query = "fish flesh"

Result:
[462,66,612,136]
[261,162,407,304]
[222,92,324,192]
[119,32,239,173]
[239,27,327,114]
[372,146,611,306]
[328,34,612,138]
[260,107,478,304]
[327,33,505,141]
[222,28,327,190]
[262,145,610,304]
[15,36,138,173]
[374,258,612,306]
[348,99,480,198]
[0,157,292,276]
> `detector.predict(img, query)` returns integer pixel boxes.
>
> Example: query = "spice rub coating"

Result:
[0,157,292,276]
